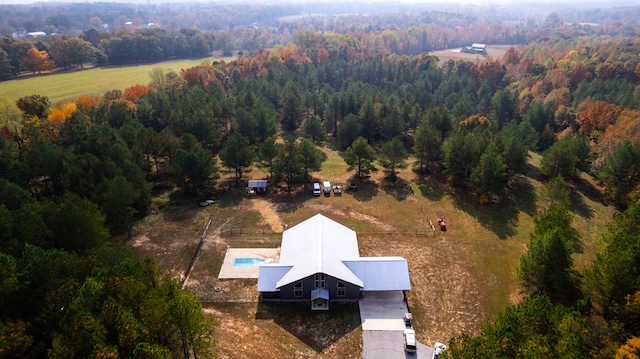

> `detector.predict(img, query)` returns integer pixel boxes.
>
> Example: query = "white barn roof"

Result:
[276,214,363,288]
[257,214,410,292]
[344,257,411,291]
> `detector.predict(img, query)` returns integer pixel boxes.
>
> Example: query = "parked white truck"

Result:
[323,181,331,195]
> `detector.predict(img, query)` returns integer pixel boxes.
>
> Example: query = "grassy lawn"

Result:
[0,56,230,105]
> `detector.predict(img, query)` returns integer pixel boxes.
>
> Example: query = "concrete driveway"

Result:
[359,291,435,359]
[359,291,407,331]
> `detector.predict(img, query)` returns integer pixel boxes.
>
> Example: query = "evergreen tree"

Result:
[379,137,409,181]
[298,138,322,181]
[259,137,279,181]
[219,133,254,184]
[470,143,507,198]
[344,136,376,180]
[301,115,326,144]
[517,205,579,304]
[273,136,303,193]
[413,120,441,173]
[599,142,640,209]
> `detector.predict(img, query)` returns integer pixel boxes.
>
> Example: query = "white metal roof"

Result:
[257,214,410,292]
[257,264,292,291]
[248,180,267,188]
[275,214,363,288]
[343,257,411,291]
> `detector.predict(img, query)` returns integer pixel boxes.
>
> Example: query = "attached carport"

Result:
[359,291,435,359]
[359,291,408,331]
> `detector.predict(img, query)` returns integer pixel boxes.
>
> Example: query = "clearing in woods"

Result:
[128,147,615,359]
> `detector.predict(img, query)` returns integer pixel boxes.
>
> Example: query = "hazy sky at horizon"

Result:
[0,0,635,5]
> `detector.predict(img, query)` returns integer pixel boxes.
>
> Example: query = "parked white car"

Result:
[313,182,321,196]
[432,342,447,359]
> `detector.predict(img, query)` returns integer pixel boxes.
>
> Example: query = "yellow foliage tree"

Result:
[47,103,77,125]
[615,337,640,359]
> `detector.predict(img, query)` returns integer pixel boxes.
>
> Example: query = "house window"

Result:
[315,273,325,288]
[294,281,303,297]
[337,281,346,297]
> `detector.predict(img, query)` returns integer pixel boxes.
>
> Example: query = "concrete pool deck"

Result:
[218,248,280,279]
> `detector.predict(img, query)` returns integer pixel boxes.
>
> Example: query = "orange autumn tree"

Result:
[22,47,55,74]
[593,109,640,170]
[180,65,223,88]
[75,95,101,116]
[122,84,150,103]
[577,100,623,136]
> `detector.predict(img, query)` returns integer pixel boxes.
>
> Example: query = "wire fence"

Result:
[219,227,436,237]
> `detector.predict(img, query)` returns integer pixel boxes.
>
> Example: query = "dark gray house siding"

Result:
[263,273,361,301]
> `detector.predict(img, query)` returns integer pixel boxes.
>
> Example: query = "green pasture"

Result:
[0,57,218,105]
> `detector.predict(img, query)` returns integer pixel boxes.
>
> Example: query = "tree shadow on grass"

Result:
[217,183,248,207]
[569,186,595,220]
[380,177,413,201]
[162,190,207,222]
[415,178,446,202]
[572,176,608,207]
[508,175,538,218]
[450,175,537,240]
[255,301,361,352]
[346,179,378,202]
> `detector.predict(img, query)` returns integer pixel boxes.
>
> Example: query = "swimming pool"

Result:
[233,257,265,267]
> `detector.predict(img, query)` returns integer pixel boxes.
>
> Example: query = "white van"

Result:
[313,182,321,196]
[323,181,331,195]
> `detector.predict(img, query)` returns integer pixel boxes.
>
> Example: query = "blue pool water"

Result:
[234,257,265,267]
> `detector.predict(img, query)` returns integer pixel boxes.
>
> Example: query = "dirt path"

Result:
[306,203,396,232]
[249,197,284,232]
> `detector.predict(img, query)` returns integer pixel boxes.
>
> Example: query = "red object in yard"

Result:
[438,218,447,231]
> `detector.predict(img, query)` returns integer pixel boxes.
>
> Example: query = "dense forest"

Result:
[2,1,640,358]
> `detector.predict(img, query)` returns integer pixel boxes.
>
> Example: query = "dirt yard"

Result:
[128,152,614,358]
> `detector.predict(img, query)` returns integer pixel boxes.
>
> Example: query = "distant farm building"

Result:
[257,214,411,310]
[461,43,487,55]
[27,31,47,38]
[12,31,47,39]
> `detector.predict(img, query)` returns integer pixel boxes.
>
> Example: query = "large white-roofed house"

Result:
[257,214,410,310]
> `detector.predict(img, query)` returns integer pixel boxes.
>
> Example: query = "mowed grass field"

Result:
[0,56,228,105]
[129,142,616,358]
[430,44,514,64]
